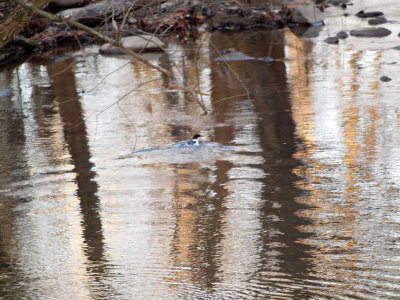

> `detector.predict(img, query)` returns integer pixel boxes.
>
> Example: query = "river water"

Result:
[1,1,400,299]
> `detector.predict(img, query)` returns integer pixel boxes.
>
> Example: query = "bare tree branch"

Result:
[11,0,208,114]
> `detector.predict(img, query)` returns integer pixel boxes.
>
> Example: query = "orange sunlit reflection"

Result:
[285,12,400,295]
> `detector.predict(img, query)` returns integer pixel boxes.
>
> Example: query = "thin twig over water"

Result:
[11,0,208,114]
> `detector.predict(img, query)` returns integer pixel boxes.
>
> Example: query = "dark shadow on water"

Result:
[209,30,319,297]
[47,59,114,297]
[0,66,32,299]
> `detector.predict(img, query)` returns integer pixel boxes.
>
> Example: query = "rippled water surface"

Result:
[1,1,400,299]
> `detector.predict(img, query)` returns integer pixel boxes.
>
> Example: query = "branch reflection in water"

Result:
[2,1,400,297]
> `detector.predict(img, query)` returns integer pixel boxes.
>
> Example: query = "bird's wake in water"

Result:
[121,134,238,164]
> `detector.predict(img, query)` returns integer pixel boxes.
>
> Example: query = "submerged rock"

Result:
[356,11,384,18]
[368,16,387,25]
[100,35,165,54]
[380,76,392,82]
[324,37,339,44]
[290,4,324,25]
[336,31,348,39]
[350,27,391,37]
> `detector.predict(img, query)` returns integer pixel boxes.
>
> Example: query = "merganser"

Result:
[186,134,203,146]
[129,133,235,158]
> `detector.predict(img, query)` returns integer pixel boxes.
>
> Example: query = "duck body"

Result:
[184,134,203,147]
[170,134,204,148]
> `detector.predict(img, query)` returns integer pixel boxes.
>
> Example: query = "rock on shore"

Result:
[290,4,324,25]
[99,35,165,54]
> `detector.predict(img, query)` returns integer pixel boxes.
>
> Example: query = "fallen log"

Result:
[59,0,165,26]
[0,0,50,48]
